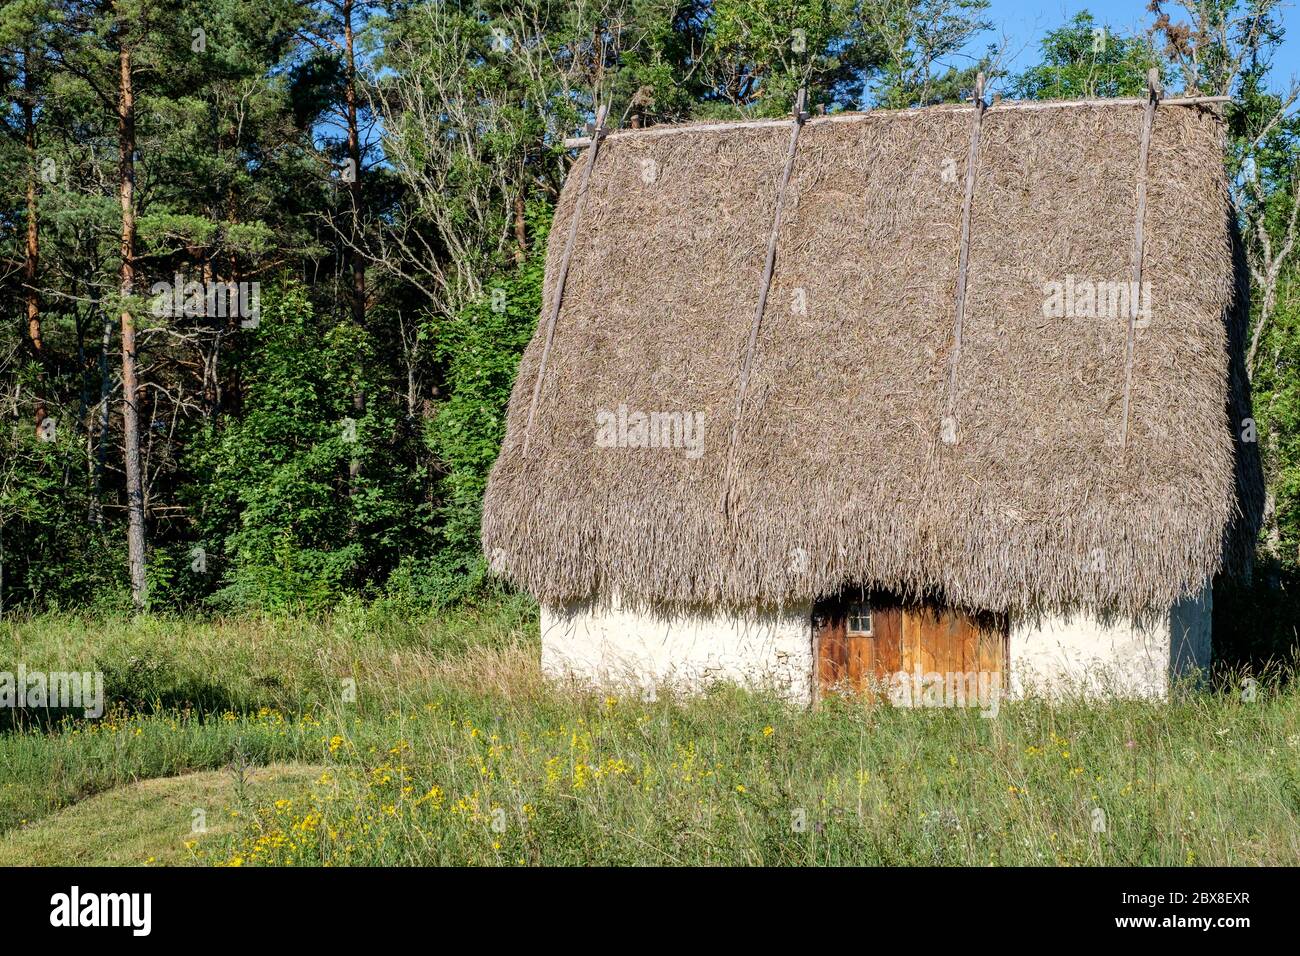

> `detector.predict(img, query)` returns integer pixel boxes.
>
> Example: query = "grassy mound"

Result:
[0,763,326,866]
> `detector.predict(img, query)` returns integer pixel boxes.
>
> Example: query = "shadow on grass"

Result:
[0,654,289,734]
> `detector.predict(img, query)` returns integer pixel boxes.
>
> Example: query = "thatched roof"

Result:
[482,99,1260,615]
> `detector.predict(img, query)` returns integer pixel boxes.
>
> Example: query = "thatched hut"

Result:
[482,88,1261,705]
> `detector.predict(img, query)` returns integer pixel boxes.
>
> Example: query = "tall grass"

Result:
[1,602,1297,865]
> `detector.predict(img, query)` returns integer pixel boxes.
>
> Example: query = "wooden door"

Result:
[813,592,902,699]
[899,605,1007,677]
[814,591,1007,703]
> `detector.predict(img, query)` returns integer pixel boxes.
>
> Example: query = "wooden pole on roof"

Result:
[1121,68,1162,449]
[722,87,809,515]
[560,94,1226,148]
[521,103,609,459]
[560,94,1227,148]
[942,71,986,443]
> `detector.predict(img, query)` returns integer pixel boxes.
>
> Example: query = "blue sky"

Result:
[967,0,1300,92]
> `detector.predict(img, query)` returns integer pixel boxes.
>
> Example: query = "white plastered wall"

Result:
[1008,586,1212,700]
[540,598,813,703]
[541,585,1212,706]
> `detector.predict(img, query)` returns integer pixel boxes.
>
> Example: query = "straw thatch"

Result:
[482,100,1260,615]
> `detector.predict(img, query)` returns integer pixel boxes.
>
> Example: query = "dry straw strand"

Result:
[944,72,987,432]
[1121,69,1161,449]
[723,88,809,514]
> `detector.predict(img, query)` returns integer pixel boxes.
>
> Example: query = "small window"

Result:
[846,601,873,635]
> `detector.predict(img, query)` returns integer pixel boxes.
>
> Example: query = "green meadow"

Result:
[1,601,1297,866]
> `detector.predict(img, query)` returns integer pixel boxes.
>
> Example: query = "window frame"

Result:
[845,600,873,636]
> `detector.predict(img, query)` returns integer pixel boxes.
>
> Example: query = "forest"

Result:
[1,0,1297,653]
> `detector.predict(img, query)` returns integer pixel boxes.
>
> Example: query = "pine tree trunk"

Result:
[117,38,147,608]
[343,0,365,513]
[23,53,44,435]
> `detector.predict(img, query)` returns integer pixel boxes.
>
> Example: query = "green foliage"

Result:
[1217,20,1300,575]
[1150,0,1286,97]
[185,283,420,611]
[869,0,991,108]
[408,203,551,605]
[695,0,890,114]
[1253,278,1300,568]
[1007,12,1164,100]
[0,391,124,612]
